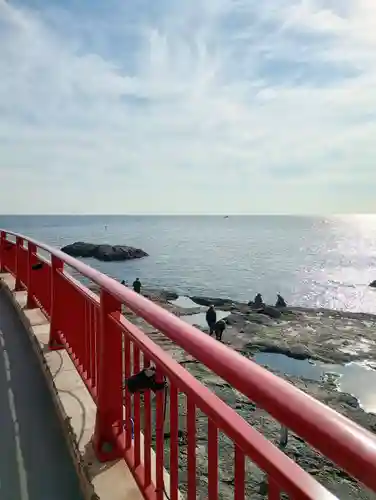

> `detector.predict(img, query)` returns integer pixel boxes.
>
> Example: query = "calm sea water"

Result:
[1,215,376,314]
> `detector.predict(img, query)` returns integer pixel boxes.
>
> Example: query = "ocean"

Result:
[1,214,376,314]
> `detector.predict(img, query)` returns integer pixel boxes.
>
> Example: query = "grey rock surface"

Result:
[61,241,148,261]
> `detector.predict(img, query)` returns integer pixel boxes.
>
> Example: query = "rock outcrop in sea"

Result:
[61,242,148,262]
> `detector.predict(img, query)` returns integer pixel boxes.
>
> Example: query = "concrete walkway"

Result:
[0,289,83,500]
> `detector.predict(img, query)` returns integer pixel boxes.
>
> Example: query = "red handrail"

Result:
[1,229,376,500]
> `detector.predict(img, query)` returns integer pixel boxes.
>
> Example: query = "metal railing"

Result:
[1,229,376,499]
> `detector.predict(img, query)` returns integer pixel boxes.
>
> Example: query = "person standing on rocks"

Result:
[133,278,142,294]
[206,305,217,335]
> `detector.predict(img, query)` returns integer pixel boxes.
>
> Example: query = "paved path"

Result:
[0,288,83,500]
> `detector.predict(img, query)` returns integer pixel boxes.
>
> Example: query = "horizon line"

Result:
[0,213,374,217]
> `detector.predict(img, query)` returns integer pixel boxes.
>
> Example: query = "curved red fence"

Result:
[1,229,376,500]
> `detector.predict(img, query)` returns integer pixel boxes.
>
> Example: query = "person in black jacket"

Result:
[254,293,264,308]
[275,294,287,308]
[133,278,141,293]
[206,305,217,335]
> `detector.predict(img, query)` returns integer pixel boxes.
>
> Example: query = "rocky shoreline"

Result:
[139,288,376,498]
[88,280,376,498]
[146,289,376,366]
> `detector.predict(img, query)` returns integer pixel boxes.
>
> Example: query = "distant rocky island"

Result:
[61,241,148,262]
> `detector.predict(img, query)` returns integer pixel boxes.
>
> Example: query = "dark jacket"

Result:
[276,295,287,308]
[133,280,141,293]
[206,308,217,326]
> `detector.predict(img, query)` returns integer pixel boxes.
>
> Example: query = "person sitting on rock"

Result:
[214,319,226,342]
[206,305,217,335]
[254,293,264,308]
[275,294,287,308]
[133,278,141,294]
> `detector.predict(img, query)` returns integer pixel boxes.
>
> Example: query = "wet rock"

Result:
[258,305,282,319]
[62,241,97,257]
[247,302,283,319]
[190,296,233,307]
[61,241,148,262]
[143,288,178,301]
[338,393,359,409]
[227,311,273,327]
[247,342,312,360]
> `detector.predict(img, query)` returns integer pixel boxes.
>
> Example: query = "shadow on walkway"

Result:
[0,289,83,500]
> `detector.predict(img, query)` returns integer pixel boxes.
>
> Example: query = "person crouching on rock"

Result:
[133,278,141,294]
[275,294,287,308]
[254,293,264,308]
[206,305,217,335]
[214,319,226,342]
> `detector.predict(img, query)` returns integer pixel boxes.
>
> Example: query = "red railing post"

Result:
[0,231,6,272]
[93,289,123,462]
[15,236,23,291]
[26,242,37,308]
[49,255,64,350]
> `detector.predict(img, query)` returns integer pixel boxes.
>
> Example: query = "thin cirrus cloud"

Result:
[0,0,375,214]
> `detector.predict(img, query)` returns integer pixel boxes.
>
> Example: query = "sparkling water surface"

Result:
[1,215,376,313]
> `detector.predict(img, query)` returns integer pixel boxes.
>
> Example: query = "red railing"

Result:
[1,230,376,500]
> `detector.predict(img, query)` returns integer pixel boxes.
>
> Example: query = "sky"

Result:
[0,0,376,214]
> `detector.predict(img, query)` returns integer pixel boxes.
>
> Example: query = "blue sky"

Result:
[0,0,375,214]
